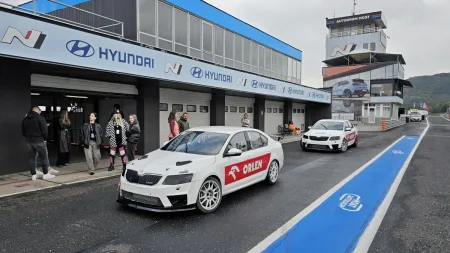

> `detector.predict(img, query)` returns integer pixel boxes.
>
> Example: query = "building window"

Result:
[273,108,277,113]
[247,107,253,113]
[258,45,265,74]
[297,61,302,83]
[363,24,371,33]
[190,16,202,58]
[371,83,393,97]
[267,108,272,113]
[239,107,245,113]
[172,104,183,112]
[243,38,251,65]
[225,30,234,68]
[138,0,156,46]
[370,42,376,51]
[279,108,283,113]
[234,35,243,63]
[200,106,209,113]
[187,105,196,112]
[158,2,173,51]
[202,22,213,62]
[230,106,237,113]
[301,109,305,113]
[159,103,168,111]
[174,8,188,55]
[214,26,224,64]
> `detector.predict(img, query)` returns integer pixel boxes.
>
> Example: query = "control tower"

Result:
[325,11,388,60]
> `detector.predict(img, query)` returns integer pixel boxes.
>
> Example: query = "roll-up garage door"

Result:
[31,74,138,95]
[264,100,284,134]
[292,103,306,131]
[159,88,211,146]
[225,96,255,128]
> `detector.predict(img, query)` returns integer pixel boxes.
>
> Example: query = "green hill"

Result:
[403,73,450,113]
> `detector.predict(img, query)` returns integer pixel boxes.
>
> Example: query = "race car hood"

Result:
[127,149,216,175]
[306,129,343,137]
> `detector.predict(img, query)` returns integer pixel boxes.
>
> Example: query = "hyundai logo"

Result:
[251,80,258,88]
[190,67,203,78]
[66,40,95,57]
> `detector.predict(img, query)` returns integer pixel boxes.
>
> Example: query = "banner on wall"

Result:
[0,10,331,104]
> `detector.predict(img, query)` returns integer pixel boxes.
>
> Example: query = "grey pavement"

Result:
[369,117,450,253]
[0,123,425,253]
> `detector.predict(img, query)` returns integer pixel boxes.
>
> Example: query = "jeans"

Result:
[34,149,51,170]
[27,142,49,175]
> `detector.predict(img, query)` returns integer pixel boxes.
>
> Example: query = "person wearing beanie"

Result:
[105,110,129,172]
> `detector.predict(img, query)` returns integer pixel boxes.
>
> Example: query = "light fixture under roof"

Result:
[31,93,40,96]
[65,95,88,99]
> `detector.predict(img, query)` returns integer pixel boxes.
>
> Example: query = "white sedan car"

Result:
[300,119,358,152]
[117,126,284,214]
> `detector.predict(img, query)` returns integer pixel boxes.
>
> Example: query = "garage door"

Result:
[225,96,254,128]
[292,103,306,131]
[264,100,284,134]
[31,74,138,95]
[159,88,211,146]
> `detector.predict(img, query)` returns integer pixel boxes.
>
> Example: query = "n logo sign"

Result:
[1,27,46,49]
[330,43,356,57]
[165,63,183,75]
[238,78,247,86]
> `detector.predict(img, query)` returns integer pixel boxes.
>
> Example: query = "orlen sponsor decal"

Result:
[1,27,46,49]
[225,154,271,185]
[346,132,356,141]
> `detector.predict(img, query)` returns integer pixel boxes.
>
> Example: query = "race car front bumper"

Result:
[117,175,202,212]
[301,138,342,150]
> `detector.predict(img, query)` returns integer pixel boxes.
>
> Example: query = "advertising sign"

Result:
[0,11,331,104]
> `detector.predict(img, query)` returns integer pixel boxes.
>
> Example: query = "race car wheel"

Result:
[300,141,307,151]
[343,89,352,98]
[196,177,222,214]
[352,135,358,147]
[341,138,348,153]
[265,160,279,185]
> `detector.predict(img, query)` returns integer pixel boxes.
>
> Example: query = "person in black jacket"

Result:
[109,104,124,121]
[80,112,103,175]
[22,106,56,180]
[56,110,71,167]
[126,114,140,162]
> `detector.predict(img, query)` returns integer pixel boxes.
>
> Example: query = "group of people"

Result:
[167,111,190,140]
[22,104,141,180]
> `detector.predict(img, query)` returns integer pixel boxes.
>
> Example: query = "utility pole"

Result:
[352,0,357,15]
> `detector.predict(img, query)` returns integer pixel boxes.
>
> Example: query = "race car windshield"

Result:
[311,121,344,131]
[161,131,230,155]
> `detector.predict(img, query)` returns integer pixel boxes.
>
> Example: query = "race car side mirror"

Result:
[225,148,242,157]
[345,127,352,131]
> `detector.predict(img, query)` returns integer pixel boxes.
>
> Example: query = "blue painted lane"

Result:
[263,136,419,253]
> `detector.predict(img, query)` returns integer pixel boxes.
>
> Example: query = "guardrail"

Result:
[381,118,406,131]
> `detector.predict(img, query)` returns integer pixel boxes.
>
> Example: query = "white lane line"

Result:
[247,135,408,253]
[353,116,430,252]
[425,135,450,138]
[439,116,450,121]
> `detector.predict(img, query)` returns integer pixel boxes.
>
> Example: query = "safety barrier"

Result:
[381,118,406,131]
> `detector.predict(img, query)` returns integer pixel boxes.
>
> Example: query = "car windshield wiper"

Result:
[321,124,328,130]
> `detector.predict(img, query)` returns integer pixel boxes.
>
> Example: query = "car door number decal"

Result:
[225,154,271,185]
[346,132,356,141]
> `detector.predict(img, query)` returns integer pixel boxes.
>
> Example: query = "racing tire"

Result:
[351,135,358,147]
[265,160,279,185]
[300,141,309,152]
[343,89,352,98]
[340,138,349,153]
[196,177,222,214]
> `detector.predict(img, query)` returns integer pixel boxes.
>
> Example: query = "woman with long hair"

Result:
[168,111,179,140]
[56,109,71,167]
[126,114,140,162]
[106,110,129,172]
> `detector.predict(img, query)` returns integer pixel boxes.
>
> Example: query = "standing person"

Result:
[106,110,129,172]
[178,112,190,133]
[241,113,250,127]
[109,104,124,121]
[56,110,71,167]
[168,111,179,140]
[126,114,140,162]
[22,106,56,180]
[80,112,103,175]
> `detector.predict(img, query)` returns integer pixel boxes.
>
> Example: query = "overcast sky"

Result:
[205,0,450,87]
[3,0,450,88]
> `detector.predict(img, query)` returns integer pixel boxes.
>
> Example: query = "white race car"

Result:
[300,119,358,152]
[117,126,284,214]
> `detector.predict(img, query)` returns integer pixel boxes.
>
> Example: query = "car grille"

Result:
[307,144,330,150]
[309,136,329,141]
[125,169,162,186]
[122,190,163,206]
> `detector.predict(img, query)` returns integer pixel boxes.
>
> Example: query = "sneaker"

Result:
[49,168,59,174]
[108,164,115,171]
[43,173,56,180]
[36,170,44,176]
[31,175,37,181]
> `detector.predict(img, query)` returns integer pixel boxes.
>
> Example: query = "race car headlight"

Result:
[163,174,194,185]
[303,135,309,139]
[329,136,340,141]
